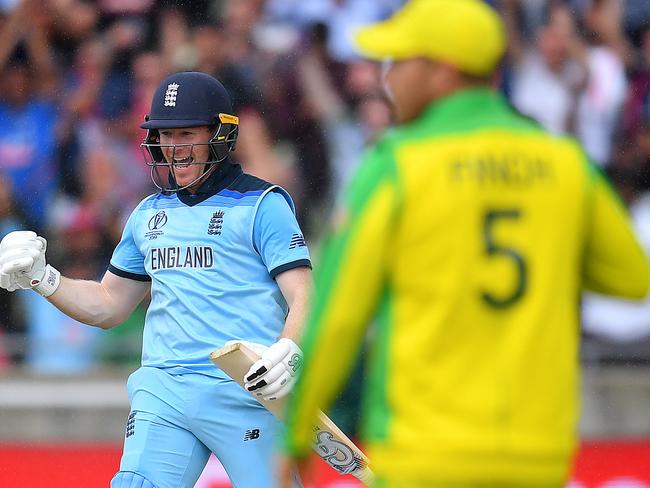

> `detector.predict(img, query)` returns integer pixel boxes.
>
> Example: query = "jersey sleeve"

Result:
[109,206,150,282]
[284,136,401,456]
[252,190,311,278]
[582,166,649,298]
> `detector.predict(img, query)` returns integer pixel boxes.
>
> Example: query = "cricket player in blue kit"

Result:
[0,72,311,488]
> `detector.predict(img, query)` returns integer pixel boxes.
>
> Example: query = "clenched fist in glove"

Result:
[244,338,303,401]
[0,231,60,297]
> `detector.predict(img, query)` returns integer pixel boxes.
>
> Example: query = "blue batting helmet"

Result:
[141,71,234,129]
[140,71,239,192]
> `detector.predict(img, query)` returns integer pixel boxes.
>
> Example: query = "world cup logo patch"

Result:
[146,211,168,240]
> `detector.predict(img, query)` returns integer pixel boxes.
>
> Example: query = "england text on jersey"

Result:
[150,246,214,270]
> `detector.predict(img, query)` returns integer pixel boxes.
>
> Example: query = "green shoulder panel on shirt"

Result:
[346,89,545,210]
[385,88,545,148]
[304,135,402,327]
[286,135,403,455]
[344,134,403,215]
[361,285,393,442]
[586,157,627,207]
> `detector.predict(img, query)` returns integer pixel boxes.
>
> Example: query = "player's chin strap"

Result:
[30,264,61,297]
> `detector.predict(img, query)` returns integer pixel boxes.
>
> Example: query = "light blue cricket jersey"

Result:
[109,162,311,377]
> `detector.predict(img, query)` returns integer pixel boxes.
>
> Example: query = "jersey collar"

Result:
[420,87,507,125]
[176,159,243,206]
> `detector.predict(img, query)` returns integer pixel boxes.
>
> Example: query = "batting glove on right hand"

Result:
[244,338,303,401]
[0,231,60,297]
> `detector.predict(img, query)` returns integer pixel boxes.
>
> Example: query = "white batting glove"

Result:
[0,231,60,297]
[244,338,303,401]
[0,269,21,292]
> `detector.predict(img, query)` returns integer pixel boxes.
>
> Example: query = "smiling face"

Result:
[158,126,214,191]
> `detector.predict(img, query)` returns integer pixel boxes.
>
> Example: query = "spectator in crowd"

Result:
[57,36,112,198]
[191,23,264,111]
[573,0,628,166]
[622,0,650,47]
[0,174,28,365]
[0,1,59,231]
[260,22,344,235]
[264,0,404,62]
[128,49,168,195]
[505,2,588,136]
[505,0,628,166]
[624,25,650,143]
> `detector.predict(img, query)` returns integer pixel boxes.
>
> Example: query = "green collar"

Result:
[417,87,506,125]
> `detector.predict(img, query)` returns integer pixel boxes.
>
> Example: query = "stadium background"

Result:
[0,0,650,486]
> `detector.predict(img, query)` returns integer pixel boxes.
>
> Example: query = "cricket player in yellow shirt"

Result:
[281,0,650,487]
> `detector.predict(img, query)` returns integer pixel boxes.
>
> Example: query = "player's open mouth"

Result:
[174,157,193,168]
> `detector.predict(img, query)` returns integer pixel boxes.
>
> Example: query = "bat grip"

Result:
[355,466,375,486]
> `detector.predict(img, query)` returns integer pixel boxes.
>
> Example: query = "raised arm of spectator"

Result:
[158,7,192,70]
[23,1,57,98]
[296,42,346,123]
[235,108,298,196]
[585,0,632,68]
[499,0,525,64]
[0,1,31,70]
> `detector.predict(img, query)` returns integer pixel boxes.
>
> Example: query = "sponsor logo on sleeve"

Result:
[289,233,306,249]
[244,428,261,441]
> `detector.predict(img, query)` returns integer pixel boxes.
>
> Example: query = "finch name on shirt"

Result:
[151,246,214,270]
[450,154,552,186]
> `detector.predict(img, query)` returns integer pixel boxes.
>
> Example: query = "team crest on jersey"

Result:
[208,210,224,236]
[146,211,168,240]
[164,83,179,107]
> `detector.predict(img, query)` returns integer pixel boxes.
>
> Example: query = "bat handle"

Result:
[355,466,375,486]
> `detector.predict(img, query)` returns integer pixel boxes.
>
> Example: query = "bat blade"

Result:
[210,342,374,485]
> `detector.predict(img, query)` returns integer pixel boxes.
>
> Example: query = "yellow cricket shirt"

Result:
[285,88,649,484]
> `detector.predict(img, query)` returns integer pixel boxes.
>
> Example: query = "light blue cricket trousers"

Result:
[111,366,296,488]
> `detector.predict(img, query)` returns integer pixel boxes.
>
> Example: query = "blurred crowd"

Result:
[0,0,649,374]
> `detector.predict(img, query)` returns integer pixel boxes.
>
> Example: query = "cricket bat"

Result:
[210,342,374,485]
